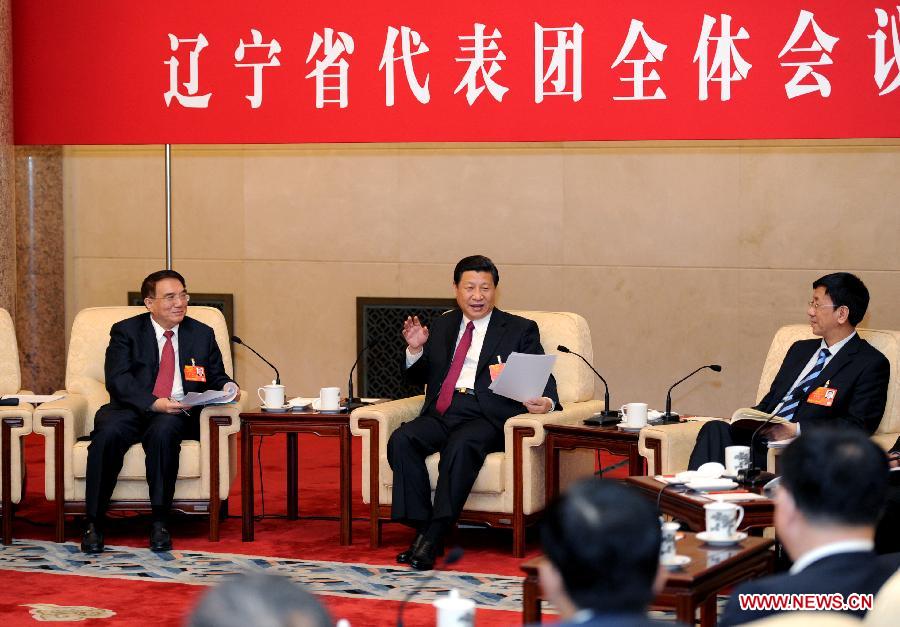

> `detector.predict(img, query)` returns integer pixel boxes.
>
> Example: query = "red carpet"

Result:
[3,432,622,625]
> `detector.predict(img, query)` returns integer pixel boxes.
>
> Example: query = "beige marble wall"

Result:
[16,146,65,393]
[0,0,14,316]
[63,142,900,417]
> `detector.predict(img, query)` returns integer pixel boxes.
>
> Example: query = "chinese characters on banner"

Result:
[11,1,900,143]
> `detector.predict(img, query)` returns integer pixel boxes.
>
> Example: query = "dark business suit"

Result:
[690,333,890,469]
[876,435,900,554]
[85,313,234,521]
[720,551,900,625]
[388,308,560,525]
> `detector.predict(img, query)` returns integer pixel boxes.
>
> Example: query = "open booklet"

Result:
[730,407,796,448]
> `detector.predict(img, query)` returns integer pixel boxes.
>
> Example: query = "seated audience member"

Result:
[875,436,900,554]
[189,573,332,627]
[389,254,560,570]
[538,478,675,627]
[720,428,900,625]
[689,272,889,470]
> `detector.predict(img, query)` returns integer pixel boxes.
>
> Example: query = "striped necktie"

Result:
[775,347,830,421]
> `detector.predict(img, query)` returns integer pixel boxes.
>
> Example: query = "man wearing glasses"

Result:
[689,272,890,469]
[81,270,239,554]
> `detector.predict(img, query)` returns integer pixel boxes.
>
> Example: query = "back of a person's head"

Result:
[780,428,888,526]
[540,479,661,613]
[188,573,332,627]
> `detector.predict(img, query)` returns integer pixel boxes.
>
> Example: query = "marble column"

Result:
[0,0,14,317]
[15,146,65,393]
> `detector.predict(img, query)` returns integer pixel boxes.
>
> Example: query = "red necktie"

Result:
[152,330,176,399]
[436,321,475,415]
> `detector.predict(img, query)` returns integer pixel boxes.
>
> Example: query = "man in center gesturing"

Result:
[388,255,560,570]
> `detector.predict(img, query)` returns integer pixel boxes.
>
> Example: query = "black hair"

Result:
[453,255,499,286]
[540,479,661,614]
[141,269,187,300]
[780,427,888,526]
[812,272,870,327]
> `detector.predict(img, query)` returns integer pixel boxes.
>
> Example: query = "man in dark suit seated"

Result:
[720,428,900,625]
[875,436,900,554]
[689,272,890,469]
[81,270,239,554]
[388,255,560,570]
[538,479,674,627]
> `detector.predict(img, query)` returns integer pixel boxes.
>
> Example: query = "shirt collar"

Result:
[789,539,874,574]
[149,316,179,341]
[462,310,493,332]
[821,330,856,355]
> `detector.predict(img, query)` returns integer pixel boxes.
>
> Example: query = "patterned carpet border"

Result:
[0,540,526,611]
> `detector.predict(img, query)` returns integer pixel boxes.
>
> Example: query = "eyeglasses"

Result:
[807,301,839,311]
[149,292,190,304]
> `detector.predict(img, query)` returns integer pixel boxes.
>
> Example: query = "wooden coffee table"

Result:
[625,476,775,533]
[521,532,775,626]
[544,423,653,502]
[240,409,352,544]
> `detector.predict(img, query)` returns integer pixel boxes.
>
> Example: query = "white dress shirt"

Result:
[789,539,874,574]
[150,317,184,400]
[406,312,493,390]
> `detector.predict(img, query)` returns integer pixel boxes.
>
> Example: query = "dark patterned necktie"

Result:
[776,348,830,421]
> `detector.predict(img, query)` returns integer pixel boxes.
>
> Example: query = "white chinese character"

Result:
[534,23,583,103]
[454,23,508,105]
[869,6,900,95]
[305,28,355,109]
[163,34,212,108]
[778,10,839,99]
[610,19,667,101]
[379,26,431,106]
[693,14,751,101]
[234,29,282,109]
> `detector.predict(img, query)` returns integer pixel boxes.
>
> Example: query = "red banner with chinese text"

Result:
[11,1,900,144]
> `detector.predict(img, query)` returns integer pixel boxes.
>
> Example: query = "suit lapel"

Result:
[476,309,509,377]
[771,340,819,402]
[442,310,463,362]
[812,333,862,387]
[141,314,160,382]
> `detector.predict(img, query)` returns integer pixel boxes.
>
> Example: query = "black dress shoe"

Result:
[396,534,425,564]
[409,538,439,571]
[150,522,173,552]
[81,523,104,554]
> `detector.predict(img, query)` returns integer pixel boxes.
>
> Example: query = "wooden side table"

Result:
[240,409,352,544]
[521,532,775,626]
[544,423,649,503]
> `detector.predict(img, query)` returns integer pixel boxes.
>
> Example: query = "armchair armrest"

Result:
[639,418,718,476]
[503,400,605,449]
[0,393,34,436]
[32,392,90,500]
[199,391,246,497]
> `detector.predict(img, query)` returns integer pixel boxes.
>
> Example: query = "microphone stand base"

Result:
[584,410,621,427]
[740,469,776,489]
[345,398,366,412]
[656,413,681,425]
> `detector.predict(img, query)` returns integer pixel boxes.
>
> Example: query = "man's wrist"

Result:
[407,346,423,355]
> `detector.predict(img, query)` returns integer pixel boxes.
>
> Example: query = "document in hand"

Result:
[729,407,791,426]
[488,352,556,403]
[180,387,239,407]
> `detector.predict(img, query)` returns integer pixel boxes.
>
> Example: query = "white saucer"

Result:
[261,404,291,412]
[685,478,738,491]
[616,422,644,432]
[696,531,748,546]
[661,554,691,569]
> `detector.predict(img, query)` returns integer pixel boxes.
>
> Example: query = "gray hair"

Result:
[188,573,332,627]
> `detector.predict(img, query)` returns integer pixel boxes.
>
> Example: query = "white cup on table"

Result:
[257,383,285,409]
[704,501,744,540]
[620,402,649,428]
[318,386,341,411]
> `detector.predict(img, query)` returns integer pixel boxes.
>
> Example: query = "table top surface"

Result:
[240,408,352,423]
[625,476,772,506]
[521,531,773,584]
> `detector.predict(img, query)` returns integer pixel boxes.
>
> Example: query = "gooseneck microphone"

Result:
[347,340,380,411]
[231,336,281,385]
[397,547,464,627]
[660,364,722,424]
[557,345,619,426]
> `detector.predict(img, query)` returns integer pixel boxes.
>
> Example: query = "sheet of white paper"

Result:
[180,386,238,407]
[488,352,556,403]
[1,394,66,404]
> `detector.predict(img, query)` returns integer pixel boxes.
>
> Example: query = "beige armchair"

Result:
[350,311,604,557]
[0,308,33,544]
[33,306,245,542]
[639,325,900,475]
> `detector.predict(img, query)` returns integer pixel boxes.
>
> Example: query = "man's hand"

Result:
[764,422,799,442]
[224,381,240,399]
[152,397,189,414]
[402,315,429,354]
[524,397,553,414]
